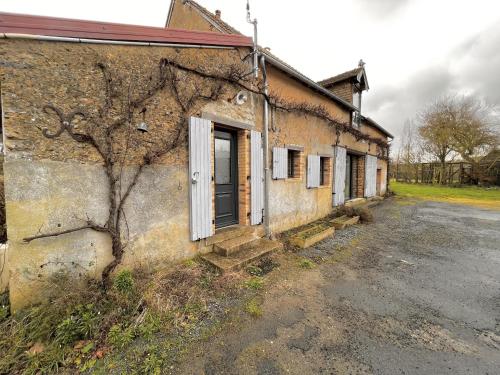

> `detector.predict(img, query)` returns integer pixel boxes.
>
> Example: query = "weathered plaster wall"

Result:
[263,67,388,233]
[0,39,255,309]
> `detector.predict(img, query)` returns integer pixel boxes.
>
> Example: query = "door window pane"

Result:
[215,137,231,184]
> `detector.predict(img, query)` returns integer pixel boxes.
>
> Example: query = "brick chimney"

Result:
[215,10,221,19]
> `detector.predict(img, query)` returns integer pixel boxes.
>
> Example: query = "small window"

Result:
[287,149,301,178]
[319,157,331,186]
[352,111,360,128]
[353,90,361,108]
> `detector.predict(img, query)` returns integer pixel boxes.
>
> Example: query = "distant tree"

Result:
[396,119,424,182]
[418,98,455,184]
[418,95,499,184]
[447,96,499,181]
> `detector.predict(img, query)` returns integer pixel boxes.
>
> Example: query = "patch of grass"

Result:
[244,277,264,290]
[391,181,500,209]
[0,292,9,322]
[298,258,315,269]
[183,258,197,268]
[0,261,245,374]
[244,298,263,317]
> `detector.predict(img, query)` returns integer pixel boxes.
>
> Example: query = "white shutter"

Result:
[189,116,213,241]
[380,170,387,195]
[365,155,377,197]
[272,147,288,179]
[251,130,264,225]
[333,146,346,206]
[307,154,320,188]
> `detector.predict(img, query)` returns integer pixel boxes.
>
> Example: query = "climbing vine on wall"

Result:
[23,55,389,288]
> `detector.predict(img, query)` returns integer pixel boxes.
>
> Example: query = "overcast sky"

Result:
[2,0,500,145]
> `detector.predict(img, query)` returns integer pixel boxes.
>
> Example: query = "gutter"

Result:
[0,33,235,49]
[261,51,357,112]
[361,116,394,139]
[262,51,394,139]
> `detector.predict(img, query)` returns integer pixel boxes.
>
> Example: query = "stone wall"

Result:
[0,39,256,309]
[0,35,390,308]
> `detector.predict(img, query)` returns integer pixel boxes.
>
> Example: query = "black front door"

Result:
[214,128,238,228]
[345,154,358,200]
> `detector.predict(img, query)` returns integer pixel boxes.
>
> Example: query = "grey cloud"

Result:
[363,65,455,145]
[364,20,500,148]
[452,22,500,104]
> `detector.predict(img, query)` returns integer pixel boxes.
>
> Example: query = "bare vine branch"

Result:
[25,55,390,288]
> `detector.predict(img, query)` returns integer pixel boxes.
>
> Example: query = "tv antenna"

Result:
[246,0,259,78]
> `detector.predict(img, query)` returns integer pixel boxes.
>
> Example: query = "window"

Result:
[319,157,331,186]
[287,149,301,178]
[352,90,361,108]
[352,111,360,128]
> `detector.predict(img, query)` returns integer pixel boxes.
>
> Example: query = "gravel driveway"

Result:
[178,198,500,374]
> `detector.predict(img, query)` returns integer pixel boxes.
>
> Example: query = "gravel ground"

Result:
[176,198,500,374]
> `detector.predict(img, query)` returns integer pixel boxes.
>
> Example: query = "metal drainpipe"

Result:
[260,54,271,238]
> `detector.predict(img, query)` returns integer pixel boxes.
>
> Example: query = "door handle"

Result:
[192,171,199,184]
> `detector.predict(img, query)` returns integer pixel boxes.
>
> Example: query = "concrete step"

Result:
[213,233,258,256]
[205,225,254,246]
[330,215,360,229]
[202,238,283,273]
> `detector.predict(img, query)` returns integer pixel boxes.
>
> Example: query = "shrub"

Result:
[113,269,135,294]
[55,304,99,345]
[107,324,135,348]
[354,206,374,223]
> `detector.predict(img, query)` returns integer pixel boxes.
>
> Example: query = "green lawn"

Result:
[390,181,500,210]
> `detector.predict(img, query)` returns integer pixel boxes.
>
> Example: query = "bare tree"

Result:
[447,96,499,181]
[397,119,424,182]
[418,98,456,184]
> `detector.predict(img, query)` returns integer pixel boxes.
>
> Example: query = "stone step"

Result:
[330,215,360,229]
[202,238,283,273]
[205,225,254,246]
[213,233,258,256]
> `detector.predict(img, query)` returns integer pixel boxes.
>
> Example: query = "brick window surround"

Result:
[287,149,302,179]
[319,156,332,186]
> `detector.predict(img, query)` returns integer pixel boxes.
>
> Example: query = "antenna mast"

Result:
[246,0,259,78]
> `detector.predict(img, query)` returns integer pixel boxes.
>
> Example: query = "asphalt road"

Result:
[178,198,500,374]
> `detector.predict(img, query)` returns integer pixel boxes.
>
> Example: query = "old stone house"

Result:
[166,0,392,219]
[0,5,392,310]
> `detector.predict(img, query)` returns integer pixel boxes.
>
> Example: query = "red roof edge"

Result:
[0,12,253,47]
